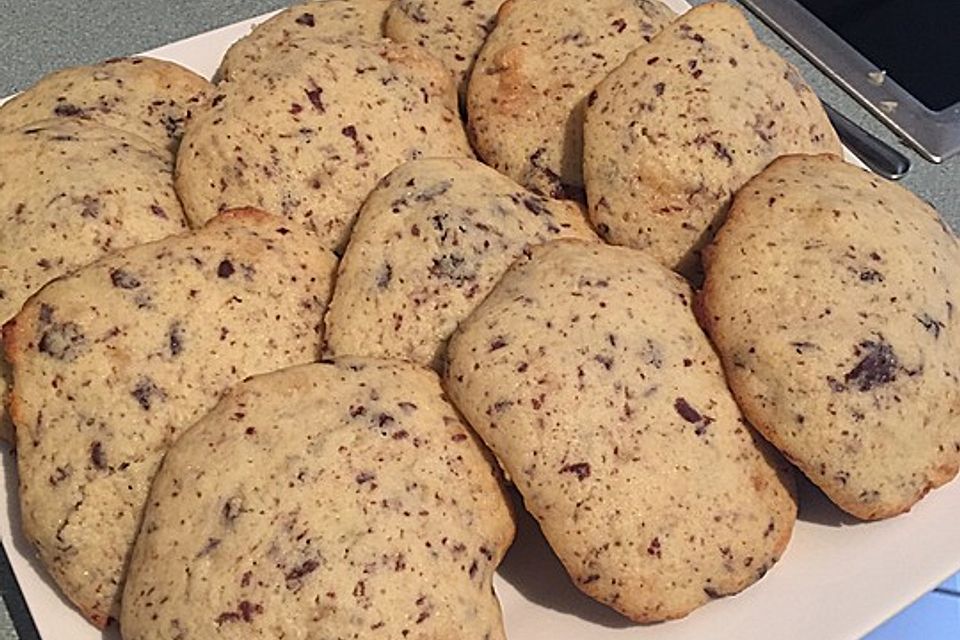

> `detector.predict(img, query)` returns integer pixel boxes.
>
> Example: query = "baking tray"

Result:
[1,2,957,638]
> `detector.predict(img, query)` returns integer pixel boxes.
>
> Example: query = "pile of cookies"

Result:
[0,0,956,637]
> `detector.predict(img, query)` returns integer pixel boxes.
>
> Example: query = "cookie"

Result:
[384,0,503,100]
[177,39,472,252]
[3,209,337,626]
[324,157,597,368]
[0,119,188,327]
[217,0,391,83]
[701,154,960,520]
[583,2,841,275]
[0,57,212,155]
[467,0,675,198]
[0,118,188,442]
[445,239,797,622]
[121,358,514,640]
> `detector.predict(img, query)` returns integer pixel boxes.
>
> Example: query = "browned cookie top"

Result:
[467,0,675,198]
[583,2,841,275]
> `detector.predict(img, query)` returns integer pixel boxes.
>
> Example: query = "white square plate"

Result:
[0,2,952,639]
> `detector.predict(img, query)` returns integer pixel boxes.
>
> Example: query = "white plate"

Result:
[0,2,945,639]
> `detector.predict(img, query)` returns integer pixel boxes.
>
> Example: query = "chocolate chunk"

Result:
[522,196,547,215]
[222,497,243,522]
[168,322,185,356]
[295,12,315,27]
[413,180,452,202]
[647,537,662,558]
[80,195,100,219]
[712,140,733,165]
[110,269,142,289]
[285,559,320,585]
[674,397,702,422]
[217,260,235,278]
[789,341,818,354]
[305,86,325,112]
[594,354,614,370]
[131,377,164,411]
[559,462,591,480]
[38,322,86,362]
[376,263,393,289]
[163,115,183,137]
[674,397,713,435]
[428,254,475,284]
[90,441,107,470]
[216,600,263,625]
[38,303,54,324]
[196,537,221,558]
[53,103,85,117]
[49,466,71,486]
[216,611,241,625]
[844,339,899,392]
[491,399,514,413]
[915,313,945,338]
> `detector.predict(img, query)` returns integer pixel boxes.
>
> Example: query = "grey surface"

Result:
[0,0,956,221]
[0,1,957,638]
